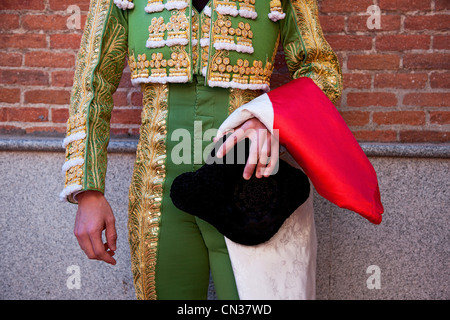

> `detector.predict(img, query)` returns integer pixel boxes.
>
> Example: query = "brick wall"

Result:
[0,0,449,142]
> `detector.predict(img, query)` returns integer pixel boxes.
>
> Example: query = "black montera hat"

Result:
[170,136,310,246]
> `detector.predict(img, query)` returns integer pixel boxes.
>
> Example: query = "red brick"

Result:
[0,14,20,30]
[378,0,431,11]
[347,54,400,70]
[347,92,398,107]
[403,53,450,70]
[405,15,450,31]
[24,89,71,105]
[403,93,450,107]
[51,108,69,123]
[111,108,142,124]
[430,72,450,89]
[130,92,143,106]
[434,35,450,50]
[349,15,402,32]
[0,34,47,49]
[339,111,370,126]
[0,108,6,122]
[0,88,20,104]
[0,124,24,135]
[400,131,449,142]
[6,107,48,122]
[435,0,450,10]
[374,73,428,89]
[326,35,373,51]
[50,33,83,50]
[352,130,397,142]
[343,73,372,89]
[25,126,67,135]
[48,0,91,11]
[0,69,49,86]
[319,15,345,33]
[24,51,75,68]
[112,91,128,107]
[373,111,426,125]
[376,35,430,51]
[0,52,22,67]
[429,111,450,124]
[51,70,74,87]
[22,15,70,31]
[0,0,45,10]
[319,0,374,13]
[118,71,133,88]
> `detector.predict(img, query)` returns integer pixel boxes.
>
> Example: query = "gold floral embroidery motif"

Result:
[285,0,342,103]
[128,83,168,300]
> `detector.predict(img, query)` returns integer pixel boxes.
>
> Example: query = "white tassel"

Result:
[200,38,210,47]
[192,39,198,46]
[146,39,166,49]
[131,75,189,85]
[165,38,189,47]
[144,4,165,13]
[62,131,86,148]
[216,5,239,17]
[239,9,258,20]
[203,5,212,17]
[61,157,85,174]
[165,1,189,11]
[214,42,237,52]
[208,80,269,92]
[59,184,83,202]
[114,0,134,10]
[236,44,254,54]
[268,11,286,22]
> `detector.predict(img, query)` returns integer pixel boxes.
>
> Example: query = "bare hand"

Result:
[214,118,279,180]
[74,191,117,265]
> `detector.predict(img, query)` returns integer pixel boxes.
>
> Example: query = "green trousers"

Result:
[129,76,240,300]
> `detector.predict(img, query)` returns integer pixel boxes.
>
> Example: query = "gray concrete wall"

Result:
[0,138,449,300]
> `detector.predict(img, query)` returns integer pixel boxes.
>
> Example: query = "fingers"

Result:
[74,209,117,265]
[216,128,246,158]
[105,215,117,252]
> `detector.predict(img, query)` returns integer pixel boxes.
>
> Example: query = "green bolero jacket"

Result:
[60,0,342,203]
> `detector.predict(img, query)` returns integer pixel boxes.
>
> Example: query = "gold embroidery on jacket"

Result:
[285,0,342,103]
[128,83,169,300]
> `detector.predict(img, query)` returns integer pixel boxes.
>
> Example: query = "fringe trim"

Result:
[239,9,258,19]
[200,38,210,47]
[214,42,254,54]
[268,11,286,22]
[62,131,86,148]
[165,38,189,47]
[146,39,165,49]
[165,1,189,11]
[201,67,207,77]
[114,0,134,10]
[131,75,189,85]
[144,4,165,13]
[59,184,83,202]
[208,80,269,92]
[216,5,239,17]
[203,5,212,17]
[61,157,85,174]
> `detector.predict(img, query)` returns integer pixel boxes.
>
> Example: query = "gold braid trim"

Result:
[128,83,169,300]
[62,0,127,202]
[284,0,342,103]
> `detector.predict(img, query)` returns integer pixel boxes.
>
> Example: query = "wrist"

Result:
[77,190,104,203]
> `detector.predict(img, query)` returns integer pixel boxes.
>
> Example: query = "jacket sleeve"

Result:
[279,0,342,103]
[60,0,128,203]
